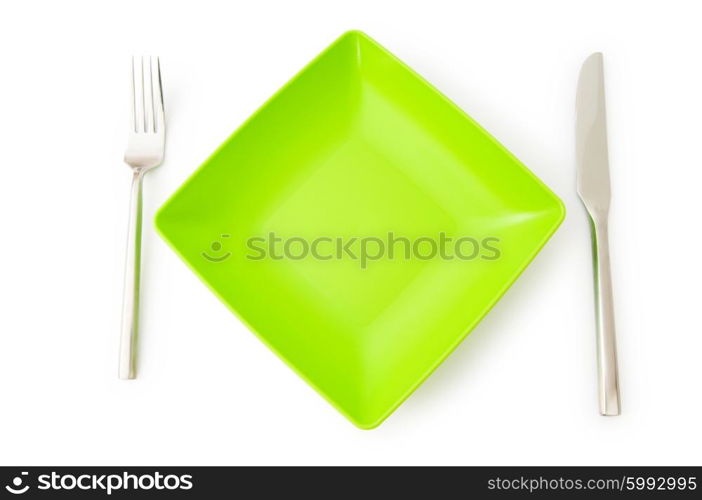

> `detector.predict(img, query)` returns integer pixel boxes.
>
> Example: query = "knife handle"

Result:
[591,216,621,415]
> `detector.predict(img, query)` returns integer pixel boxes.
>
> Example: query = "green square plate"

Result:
[155,31,565,428]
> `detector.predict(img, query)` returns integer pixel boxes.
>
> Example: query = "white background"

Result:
[1,0,700,466]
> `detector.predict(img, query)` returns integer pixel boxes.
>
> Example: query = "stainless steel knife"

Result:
[576,52,621,416]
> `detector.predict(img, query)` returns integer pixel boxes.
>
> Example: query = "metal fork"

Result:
[119,56,165,380]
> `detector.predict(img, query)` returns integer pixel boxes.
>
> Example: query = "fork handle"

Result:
[119,169,145,380]
[591,217,621,415]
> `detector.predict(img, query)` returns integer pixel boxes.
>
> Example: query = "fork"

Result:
[119,56,165,379]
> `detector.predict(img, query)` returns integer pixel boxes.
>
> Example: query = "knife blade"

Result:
[577,53,611,212]
[575,52,621,416]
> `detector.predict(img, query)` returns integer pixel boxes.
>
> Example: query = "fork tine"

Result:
[143,56,154,133]
[129,57,136,132]
[148,57,156,133]
[132,56,146,133]
[152,57,165,133]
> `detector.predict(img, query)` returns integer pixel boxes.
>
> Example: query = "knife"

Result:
[576,52,621,416]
